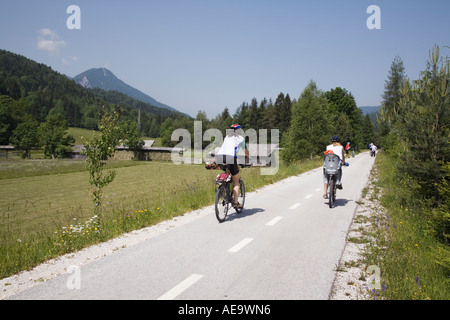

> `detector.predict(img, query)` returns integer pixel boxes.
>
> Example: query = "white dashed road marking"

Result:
[157,273,204,300]
[228,238,254,253]
[266,216,283,226]
[289,203,301,210]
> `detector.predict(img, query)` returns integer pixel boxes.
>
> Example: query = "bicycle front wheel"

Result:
[215,184,229,222]
[234,179,245,214]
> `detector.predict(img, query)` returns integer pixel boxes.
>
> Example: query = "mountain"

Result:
[0,49,185,139]
[359,106,380,115]
[73,68,183,115]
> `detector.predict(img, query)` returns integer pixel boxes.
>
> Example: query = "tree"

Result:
[248,98,259,130]
[160,118,175,147]
[393,45,449,203]
[0,95,16,144]
[38,113,74,159]
[274,93,292,137]
[195,110,211,149]
[10,115,39,158]
[360,114,376,147]
[120,120,144,158]
[334,113,353,146]
[210,107,233,135]
[324,87,364,148]
[83,111,122,214]
[233,102,249,129]
[379,55,406,133]
[282,81,332,161]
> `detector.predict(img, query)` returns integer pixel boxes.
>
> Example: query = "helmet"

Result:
[331,135,340,142]
[231,124,241,130]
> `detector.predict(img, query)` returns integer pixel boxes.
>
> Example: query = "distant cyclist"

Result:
[323,135,345,199]
[216,124,250,208]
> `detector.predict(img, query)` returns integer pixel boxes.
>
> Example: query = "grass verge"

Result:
[361,153,450,300]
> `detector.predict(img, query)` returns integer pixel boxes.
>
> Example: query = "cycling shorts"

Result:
[218,155,239,176]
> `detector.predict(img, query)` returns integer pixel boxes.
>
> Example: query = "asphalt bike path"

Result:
[8,152,375,300]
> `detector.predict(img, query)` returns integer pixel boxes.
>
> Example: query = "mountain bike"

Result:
[323,153,349,208]
[214,169,245,222]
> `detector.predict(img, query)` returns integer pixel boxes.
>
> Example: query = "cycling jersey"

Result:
[217,133,246,158]
[326,144,344,162]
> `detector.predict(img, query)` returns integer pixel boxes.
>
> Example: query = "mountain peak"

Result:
[73,68,118,90]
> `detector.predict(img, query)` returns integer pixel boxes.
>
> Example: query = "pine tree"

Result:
[274,92,292,137]
[233,102,249,129]
[361,114,375,147]
[394,45,449,202]
[248,98,259,130]
[379,55,406,128]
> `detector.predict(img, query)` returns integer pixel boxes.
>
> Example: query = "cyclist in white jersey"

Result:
[216,124,250,208]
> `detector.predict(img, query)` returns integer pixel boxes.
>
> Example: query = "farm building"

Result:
[207,144,279,167]
[112,140,186,161]
[70,140,185,162]
[0,145,14,159]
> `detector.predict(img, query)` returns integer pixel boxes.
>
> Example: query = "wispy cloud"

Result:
[37,28,66,54]
[62,56,78,65]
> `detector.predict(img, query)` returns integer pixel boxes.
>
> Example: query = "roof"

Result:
[116,139,155,150]
[72,140,186,153]
[211,144,279,157]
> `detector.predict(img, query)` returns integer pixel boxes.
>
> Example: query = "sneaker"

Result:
[337,184,343,190]
[323,194,328,199]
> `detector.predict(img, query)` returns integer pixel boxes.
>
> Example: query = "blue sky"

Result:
[0,1,449,118]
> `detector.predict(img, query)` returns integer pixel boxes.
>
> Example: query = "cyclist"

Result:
[323,135,345,199]
[216,124,250,208]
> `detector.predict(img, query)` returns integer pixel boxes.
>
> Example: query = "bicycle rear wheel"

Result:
[328,178,334,208]
[234,179,245,214]
[215,184,229,222]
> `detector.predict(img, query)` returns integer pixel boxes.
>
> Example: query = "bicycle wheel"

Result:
[332,181,337,203]
[234,179,245,214]
[215,184,229,222]
[328,178,334,208]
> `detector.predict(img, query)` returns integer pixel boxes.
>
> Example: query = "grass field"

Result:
[0,156,322,279]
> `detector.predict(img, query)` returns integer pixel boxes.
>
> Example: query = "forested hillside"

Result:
[0,49,186,144]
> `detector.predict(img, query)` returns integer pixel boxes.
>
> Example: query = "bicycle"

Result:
[323,152,349,208]
[213,168,245,222]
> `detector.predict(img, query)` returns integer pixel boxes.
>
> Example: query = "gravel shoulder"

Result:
[329,163,384,300]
